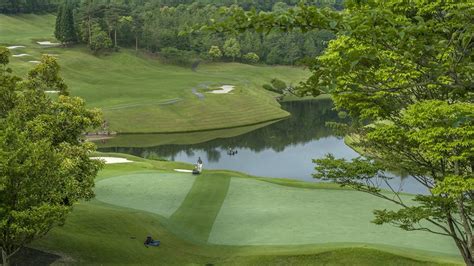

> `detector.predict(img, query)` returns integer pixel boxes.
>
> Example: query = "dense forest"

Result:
[13,0,343,65]
[0,0,60,13]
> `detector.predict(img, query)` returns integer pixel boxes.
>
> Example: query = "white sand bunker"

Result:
[174,169,193,173]
[208,85,235,94]
[45,90,59,93]
[37,41,60,46]
[29,60,41,64]
[12,54,30,57]
[91,157,134,164]
[7,45,25,49]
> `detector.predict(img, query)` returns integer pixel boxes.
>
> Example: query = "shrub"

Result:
[90,26,113,52]
[208,45,222,61]
[271,78,287,92]
[243,52,259,64]
[160,47,198,67]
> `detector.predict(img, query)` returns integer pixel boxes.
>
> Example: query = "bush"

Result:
[242,52,259,64]
[160,47,198,67]
[90,28,113,52]
[271,78,287,92]
[208,45,222,61]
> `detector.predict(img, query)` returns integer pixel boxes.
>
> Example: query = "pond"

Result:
[98,99,427,194]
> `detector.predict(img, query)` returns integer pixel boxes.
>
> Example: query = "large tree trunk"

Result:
[114,29,117,48]
[1,247,9,266]
[135,36,138,52]
[448,215,473,266]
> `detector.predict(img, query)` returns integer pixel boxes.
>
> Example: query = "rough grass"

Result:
[27,155,463,265]
[0,14,310,133]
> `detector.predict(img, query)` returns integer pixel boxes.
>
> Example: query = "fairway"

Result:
[0,14,310,133]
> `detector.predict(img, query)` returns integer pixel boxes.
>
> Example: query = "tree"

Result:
[0,50,103,266]
[54,1,77,44]
[105,3,124,48]
[223,38,241,61]
[206,1,474,264]
[54,3,64,42]
[119,12,143,52]
[208,45,222,61]
[89,23,113,52]
[77,0,102,45]
[242,52,259,64]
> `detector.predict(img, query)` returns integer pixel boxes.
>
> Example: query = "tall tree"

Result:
[54,3,64,42]
[205,1,474,264]
[54,1,77,44]
[0,50,103,266]
[223,37,240,61]
[105,3,124,48]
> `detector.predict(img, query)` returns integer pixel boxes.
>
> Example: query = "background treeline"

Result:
[0,0,343,14]
[6,0,342,66]
[0,0,60,13]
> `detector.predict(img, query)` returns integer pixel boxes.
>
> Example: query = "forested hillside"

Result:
[18,0,342,65]
[0,0,59,13]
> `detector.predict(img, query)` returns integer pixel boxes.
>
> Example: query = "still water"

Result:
[99,99,427,194]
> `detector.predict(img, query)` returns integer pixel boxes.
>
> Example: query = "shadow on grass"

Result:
[10,247,61,266]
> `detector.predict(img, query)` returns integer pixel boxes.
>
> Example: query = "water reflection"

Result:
[99,99,427,194]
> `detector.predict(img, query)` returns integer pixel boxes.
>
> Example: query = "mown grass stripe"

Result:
[168,173,231,243]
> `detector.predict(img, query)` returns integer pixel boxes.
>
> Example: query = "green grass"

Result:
[208,178,454,254]
[1,14,310,134]
[169,174,231,243]
[95,172,196,218]
[96,120,279,148]
[26,155,462,265]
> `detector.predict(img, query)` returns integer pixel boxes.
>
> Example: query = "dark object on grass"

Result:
[144,235,160,247]
[192,169,201,175]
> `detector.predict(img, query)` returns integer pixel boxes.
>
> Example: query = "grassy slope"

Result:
[28,154,462,265]
[0,14,309,133]
[95,120,279,148]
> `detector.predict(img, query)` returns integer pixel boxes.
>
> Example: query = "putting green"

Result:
[208,178,458,256]
[94,169,458,257]
[95,172,195,218]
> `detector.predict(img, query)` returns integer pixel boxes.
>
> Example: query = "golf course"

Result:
[0,14,309,133]
[25,154,460,265]
[1,2,471,265]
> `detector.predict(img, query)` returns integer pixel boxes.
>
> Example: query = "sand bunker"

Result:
[7,45,25,49]
[29,60,41,64]
[91,157,134,164]
[45,90,59,93]
[37,41,61,46]
[12,54,30,57]
[174,169,193,173]
[208,85,235,94]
